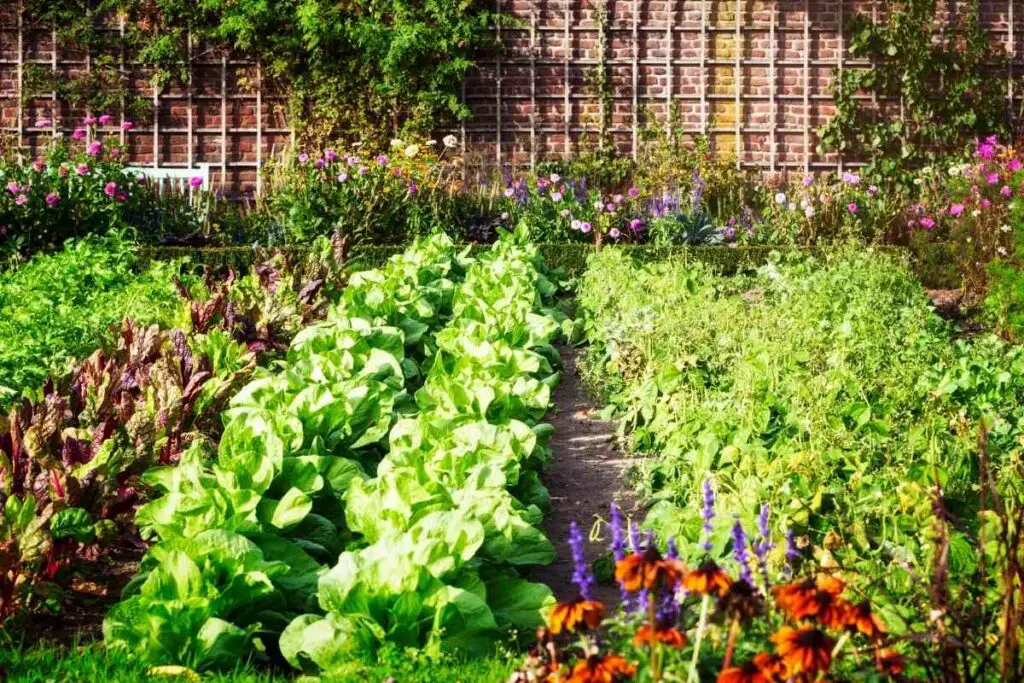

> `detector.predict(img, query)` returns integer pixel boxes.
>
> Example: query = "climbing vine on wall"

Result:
[19,0,497,145]
[818,0,1010,183]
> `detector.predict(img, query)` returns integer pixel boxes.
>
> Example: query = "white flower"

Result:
[550,173,561,183]
[443,134,458,148]
[948,166,961,177]
[804,206,816,218]
[971,210,981,217]
[788,202,797,211]
[921,166,933,175]
[1002,224,1012,233]
[998,246,1008,256]
[775,192,787,205]
[800,198,808,209]
[913,178,923,185]
[593,199,604,210]
[426,139,437,146]
[404,144,420,158]
[390,139,403,148]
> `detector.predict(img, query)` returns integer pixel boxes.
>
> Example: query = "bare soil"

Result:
[531,345,639,606]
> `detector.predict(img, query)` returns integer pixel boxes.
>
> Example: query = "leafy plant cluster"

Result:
[20,0,495,144]
[818,0,1010,185]
[576,247,1024,675]
[102,231,573,673]
[0,235,347,626]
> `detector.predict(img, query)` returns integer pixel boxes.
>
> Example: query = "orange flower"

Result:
[683,560,734,597]
[633,623,687,648]
[877,648,905,676]
[614,546,685,592]
[770,626,834,676]
[548,597,605,634]
[753,652,788,679]
[847,600,886,640]
[568,654,637,682]
[717,660,772,683]
[773,575,849,627]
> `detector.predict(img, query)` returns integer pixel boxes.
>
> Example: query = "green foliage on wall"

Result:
[20,0,497,144]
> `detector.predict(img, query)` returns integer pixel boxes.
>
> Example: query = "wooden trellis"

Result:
[0,6,291,194]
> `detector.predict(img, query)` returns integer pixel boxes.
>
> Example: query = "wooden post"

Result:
[631,0,639,159]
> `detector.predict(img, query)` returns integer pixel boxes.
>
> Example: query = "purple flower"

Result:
[666,536,678,559]
[580,222,592,234]
[550,173,561,183]
[337,172,349,183]
[407,182,418,195]
[45,192,59,207]
[315,157,326,170]
[357,166,368,175]
[755,503,773,560]
[504,187,515,198]
[609,227,621,239]
[605,202,616,213]
[842,171,861,185]
[98,114,112,125]
[72,128,87,140]
[1001,185,1013,198]
[978,141,996,160]
[784,527,801,576]
[375,154,388,165]
[76,163,89,176]
[920,216,936,230]
[298,152,310,164]
[949,203,965,216]
[1010,158,1023,172]
[104,181,118,198]
[568,521,594,599]
[802,175,814,186]
[868,184,878,196]
[550,191,563,202]
[14,194,28,206]
[731,519,753,586]
[325,149,338,163]
[628,187,640,198]
[87,141,102,157]
[701,478,715,552]
[847,202,858,214]
[629,218,643,231]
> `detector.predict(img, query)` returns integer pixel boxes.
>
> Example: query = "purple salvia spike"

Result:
[731,518,754,586]
[568,521,594,600]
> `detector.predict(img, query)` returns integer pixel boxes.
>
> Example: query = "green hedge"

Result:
[138,241,961,289]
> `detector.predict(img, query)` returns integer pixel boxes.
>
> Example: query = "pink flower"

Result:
[550,192,563,202]
[72,128,87,140]
[6,181,19,195]
[315,157,326,169]
[104,181,118,198]
[98,114,112,125]
[612,194,624,204]
[605,203,616,213]
[580,222,592,233]
[803,176,814,186]
[34,118,52,128]
[45,192,60,207]
[375,155,388,165]
[76,163,89,176]
[842,172,861,185]
[110,148,121,159]
[868,185,878,196]
[1010,158,1023,172]
[981,198,992,209]
[949,203,965,216]
[1001,185,1013,198]
[32,160,45,173]
[14,194,28,206]
[83,115,97,125]
[987,172,1000,185]
[628,187,640,198]
[919,216,936,229]
[189,176,203,189]
[609,227,621,239]
[115,191,127,202]
[298,153,309,164]
[847,202,858,214]
[337,172,349,183]
[87,141,102,157]
[121,121,134,131]
[629,218,643,230]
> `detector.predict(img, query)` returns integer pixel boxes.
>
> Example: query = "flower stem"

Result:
[831,631,850,658]
[721,614,741,671]
[687,594,711,683]
[648,591,661,681]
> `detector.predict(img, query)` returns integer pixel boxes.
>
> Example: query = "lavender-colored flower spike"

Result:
[731,519,754,586]
[610,503,627,561]
[700,478,716,552]
[666,536,678,560]
[783,527,801,577]
[629,520,642,553]
[569,521,594,600]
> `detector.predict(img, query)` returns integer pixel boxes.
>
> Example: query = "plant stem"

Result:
[648,591,661,681]
[721,614,741,670]
[687,594,711,683]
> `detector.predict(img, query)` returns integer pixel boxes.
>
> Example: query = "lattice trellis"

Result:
[1,0,1022,193]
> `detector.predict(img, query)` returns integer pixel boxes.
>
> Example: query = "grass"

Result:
[0,639,518,682]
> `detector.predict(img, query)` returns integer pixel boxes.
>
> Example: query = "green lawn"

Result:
[0,640,518,682]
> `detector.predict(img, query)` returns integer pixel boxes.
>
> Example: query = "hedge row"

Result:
[137,241,962,289]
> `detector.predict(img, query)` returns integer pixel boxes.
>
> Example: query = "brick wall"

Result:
[1,1,1021,194]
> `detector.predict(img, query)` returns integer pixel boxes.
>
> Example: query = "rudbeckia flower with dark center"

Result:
[876,648,905,675]
[846,600,886,640]
[549,596,605,634]
[614,545,685,593]
[717,576,764,621]
[716,660,772,683]
[770,626,834,676]
[633,621,687,648]
[567,654,637,682]
[773,574,848,626]
[683,560,734,597]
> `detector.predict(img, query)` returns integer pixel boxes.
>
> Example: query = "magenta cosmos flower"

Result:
[72,128,87,140]
[104,181,118,198]
[45,192,60,207]
[98,114,112,125]
[949,203,965,216]
[87,141,102,157]
[14,194,28,206]
[190,176,203,189]
[121,121,134,131]
[847,202,858,214]
[76,163,89,176]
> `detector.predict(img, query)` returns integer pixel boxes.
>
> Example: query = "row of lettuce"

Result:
[0,235,347,624]
[100,232,573,673]
[576,247,1024,674]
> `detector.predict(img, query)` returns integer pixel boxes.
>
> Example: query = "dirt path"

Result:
[535,345,638,606]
